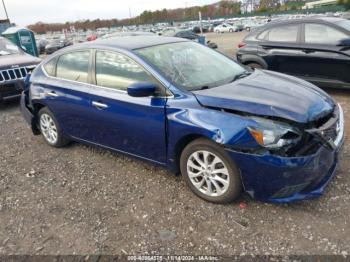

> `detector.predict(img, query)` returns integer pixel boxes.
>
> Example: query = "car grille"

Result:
[0,67,28,82]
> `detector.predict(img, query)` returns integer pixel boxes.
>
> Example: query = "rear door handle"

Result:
[46,91,59,97]
[92,101,108,110]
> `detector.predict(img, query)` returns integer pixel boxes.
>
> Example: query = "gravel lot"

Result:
[0,32,350,256]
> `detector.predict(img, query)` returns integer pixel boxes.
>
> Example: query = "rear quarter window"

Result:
[43,57,58,76]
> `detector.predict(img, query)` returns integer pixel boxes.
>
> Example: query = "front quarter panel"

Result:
[166,94,259,168]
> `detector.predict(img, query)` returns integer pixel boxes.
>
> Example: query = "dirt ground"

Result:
[0,32,350,256]
[206,31,248,57]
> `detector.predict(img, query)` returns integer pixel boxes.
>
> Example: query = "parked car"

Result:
[214,23,238,33]
[192,25,209,34]
[45,38,73,55]
[237,17,350,88]
[102,31,155,39]
[0,37,40,102]
[230,23,244,31]
[87,35,98,41]
[37,38,49,55]
[21,36,344,203]
[164,30,218,49]
[209,21,222,32]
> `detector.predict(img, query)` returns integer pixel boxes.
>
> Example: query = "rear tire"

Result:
[38,107,69,148]
[229,29,234,33]
[246,62,263,69]
[180,138,242,204]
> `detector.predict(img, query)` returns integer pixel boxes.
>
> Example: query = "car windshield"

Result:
[336,20,350,31]
[136,42,246,91]
[0,38,20,56]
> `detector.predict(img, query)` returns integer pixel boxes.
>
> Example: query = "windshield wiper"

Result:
[230,71,252,83]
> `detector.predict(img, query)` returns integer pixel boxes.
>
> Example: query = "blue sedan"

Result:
[20,36,344,203]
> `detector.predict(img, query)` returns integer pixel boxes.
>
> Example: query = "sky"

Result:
[0,0,218,26]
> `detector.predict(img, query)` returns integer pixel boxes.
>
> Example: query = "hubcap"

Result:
[187,150,230,197]
[40,113,58,144]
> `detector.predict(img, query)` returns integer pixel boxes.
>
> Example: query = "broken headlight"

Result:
[248,117,301,149]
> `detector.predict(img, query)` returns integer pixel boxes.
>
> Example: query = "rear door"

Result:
[87,50,168,164]
[39,50,94,140]
[298,22,350,87]
[257,23,305,76]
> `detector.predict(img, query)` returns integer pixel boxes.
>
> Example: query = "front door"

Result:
[87,50,167,164]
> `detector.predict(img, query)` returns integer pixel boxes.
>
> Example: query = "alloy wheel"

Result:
[40,113,58,144]
[187,150,230,197]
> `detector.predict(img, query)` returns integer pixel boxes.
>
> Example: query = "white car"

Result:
[214,23,238,33]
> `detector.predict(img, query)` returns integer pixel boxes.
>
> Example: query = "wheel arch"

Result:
[240,55,268,69]
[32,102,47,114]
[29,102,48,135]
[171,133,211,174]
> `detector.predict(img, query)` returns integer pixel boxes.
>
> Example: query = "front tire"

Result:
[38,107,69,147]
[180,138,242,204]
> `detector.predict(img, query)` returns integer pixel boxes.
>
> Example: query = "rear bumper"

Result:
[226,105,345,203]
[20,91,40,135]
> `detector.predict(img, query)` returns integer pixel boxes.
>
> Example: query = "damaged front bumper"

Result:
[226,104,344,203]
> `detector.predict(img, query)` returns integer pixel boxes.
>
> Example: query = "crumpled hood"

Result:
[0,53,41,70]
[193,70,335,123]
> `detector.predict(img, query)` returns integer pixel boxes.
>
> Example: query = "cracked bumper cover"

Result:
[226,104,345,203]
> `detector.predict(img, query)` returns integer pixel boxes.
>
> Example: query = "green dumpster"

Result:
[2,27,39,57]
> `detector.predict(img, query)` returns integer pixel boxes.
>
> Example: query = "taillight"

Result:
[238,42,246,48]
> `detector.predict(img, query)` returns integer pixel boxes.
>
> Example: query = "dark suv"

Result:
[236,17,350,89]
[0,37,41,102]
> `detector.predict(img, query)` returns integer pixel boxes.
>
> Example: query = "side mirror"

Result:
[127,82,157,97]
[337,38,350,47]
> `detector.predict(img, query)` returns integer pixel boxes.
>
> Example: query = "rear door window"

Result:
[267,24,299,43]
[56,50,90,83]
[304,23,348,44]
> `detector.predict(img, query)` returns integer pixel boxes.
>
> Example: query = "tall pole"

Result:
[2,0,9,22]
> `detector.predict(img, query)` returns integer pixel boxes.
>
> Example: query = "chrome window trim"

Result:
[42,63,127,94]
[93,49,174,98]
[41,48,174,99]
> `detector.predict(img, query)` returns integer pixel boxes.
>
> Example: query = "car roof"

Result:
[78,36,189,51]
[262,16,348,28]
[247,16,349,36]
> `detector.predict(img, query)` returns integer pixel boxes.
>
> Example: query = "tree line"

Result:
[28,1,242,34]
[28,0,349,34]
